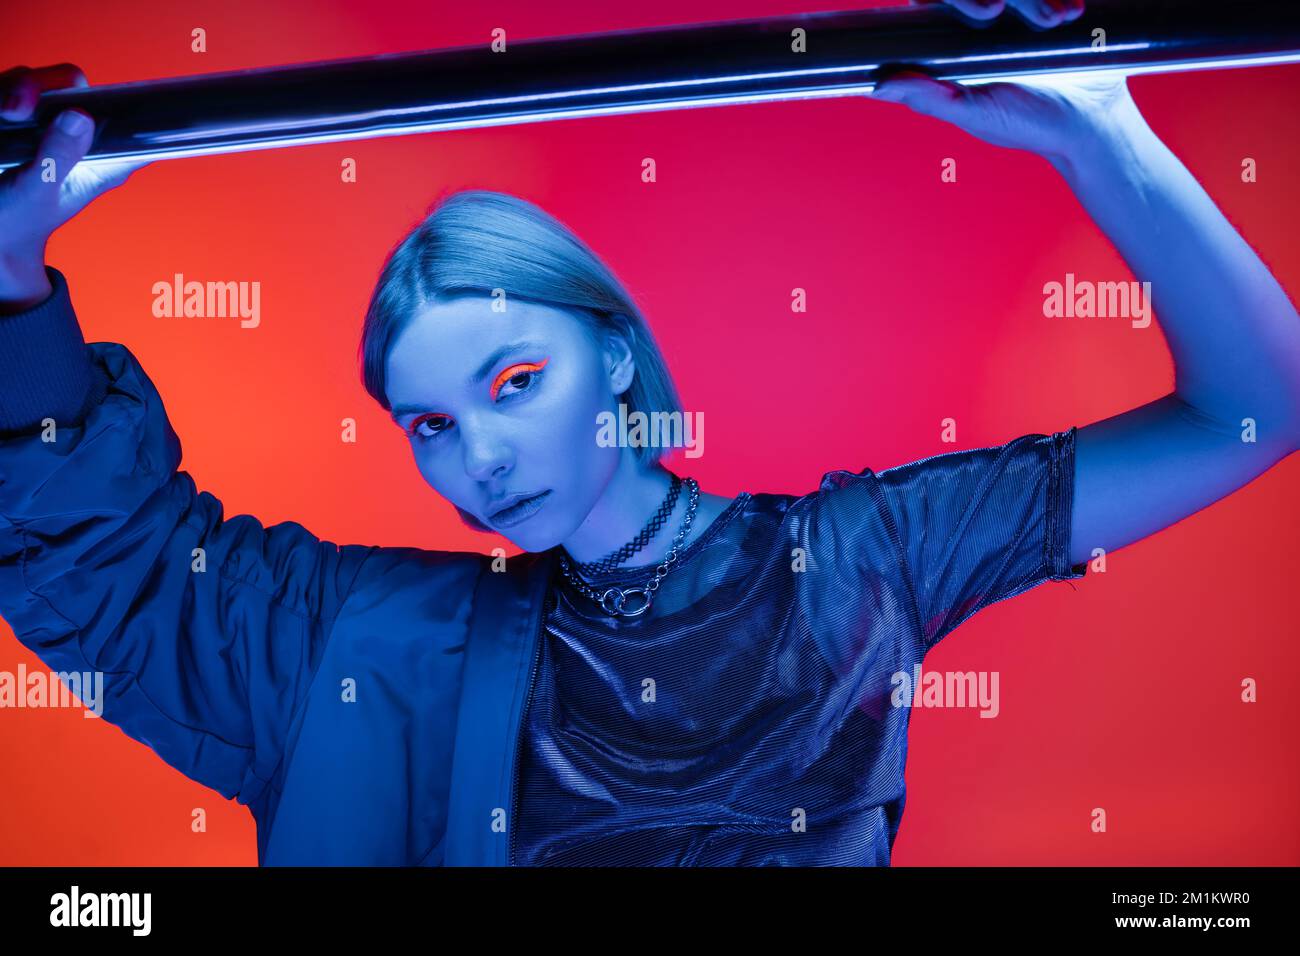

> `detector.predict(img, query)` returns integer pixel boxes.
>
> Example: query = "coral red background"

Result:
[1,0,1297,865]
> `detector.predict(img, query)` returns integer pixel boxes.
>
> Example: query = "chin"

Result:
[481,492,576,551]
[489,504,553,540]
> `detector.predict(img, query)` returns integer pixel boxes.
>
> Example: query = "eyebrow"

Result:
[390,340,547,419]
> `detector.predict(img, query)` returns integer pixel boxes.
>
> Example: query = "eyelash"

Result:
[406,361,548,443]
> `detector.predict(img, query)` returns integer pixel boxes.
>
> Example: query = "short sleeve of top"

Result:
[816,427,1087,650]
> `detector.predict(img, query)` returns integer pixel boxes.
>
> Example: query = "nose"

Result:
[460,422,515,483]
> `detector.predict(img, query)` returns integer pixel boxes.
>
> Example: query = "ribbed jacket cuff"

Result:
[1046,425,1087,580]
[0,266,106,435]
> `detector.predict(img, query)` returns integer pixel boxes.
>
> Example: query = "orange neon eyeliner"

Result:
[490,358,548,401]
[403,357,549,437]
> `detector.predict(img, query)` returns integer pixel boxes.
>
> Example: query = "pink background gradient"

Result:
[1,0,1297,865]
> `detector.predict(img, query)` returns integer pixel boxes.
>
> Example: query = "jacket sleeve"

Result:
[0,267,374,804]
[813,429,1087,652]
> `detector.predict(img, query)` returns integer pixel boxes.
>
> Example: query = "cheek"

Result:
[525,364,607,456]
[409,444,462,502]
[520,366,621,511]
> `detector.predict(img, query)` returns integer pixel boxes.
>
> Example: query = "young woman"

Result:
[1,0,1297,866]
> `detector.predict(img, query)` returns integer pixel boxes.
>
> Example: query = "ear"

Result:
[602,317,636,395]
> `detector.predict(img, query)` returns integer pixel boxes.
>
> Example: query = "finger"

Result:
[913,0,1007,20]
[1006,0,1085,27]
[871,72,1011,133]
[1057,0,1086,21]
[30,63,89,89]
[871,71,974,122]
[12,108,95,195]
[0,67,37,121]
[1,63,89,122]
[914,0,1085,26]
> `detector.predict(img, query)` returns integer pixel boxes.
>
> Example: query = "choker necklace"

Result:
[558,476,700,619]
[568,473,683,576]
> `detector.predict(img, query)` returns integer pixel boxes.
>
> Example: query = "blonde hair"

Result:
[358,189,684,530]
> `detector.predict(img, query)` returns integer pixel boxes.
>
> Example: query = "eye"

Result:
[405,359,549,445]
[490,359,548,401]
[407,412,452,442]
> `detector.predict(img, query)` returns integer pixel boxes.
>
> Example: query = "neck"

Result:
[560,454,684,567]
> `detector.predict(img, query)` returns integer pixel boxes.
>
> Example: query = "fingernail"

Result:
[56,110,91,134]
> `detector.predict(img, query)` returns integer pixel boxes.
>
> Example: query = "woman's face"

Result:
[384,294,631,551]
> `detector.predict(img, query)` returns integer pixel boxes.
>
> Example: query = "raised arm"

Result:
[872,0,1300,568]
[0,65,373,804]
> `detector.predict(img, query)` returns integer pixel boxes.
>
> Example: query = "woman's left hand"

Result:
[870,0,1137,162]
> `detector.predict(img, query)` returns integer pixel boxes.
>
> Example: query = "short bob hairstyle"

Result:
[358,189,684,531]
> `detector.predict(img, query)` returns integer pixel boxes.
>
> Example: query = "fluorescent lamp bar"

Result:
[0,0,1296,169]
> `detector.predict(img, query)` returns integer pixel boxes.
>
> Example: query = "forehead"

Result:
[384,294,587,405]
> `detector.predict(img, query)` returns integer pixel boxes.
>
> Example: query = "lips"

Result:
[488,490,546,518]
[487,490,552,526]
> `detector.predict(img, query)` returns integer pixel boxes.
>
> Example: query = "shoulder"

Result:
[681,491,746,549]
[346,544,490,604]
[694,492,735,524]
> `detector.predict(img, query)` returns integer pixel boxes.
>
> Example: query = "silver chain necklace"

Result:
[557,477,700,618]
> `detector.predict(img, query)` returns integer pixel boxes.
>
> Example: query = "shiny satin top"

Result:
[512,429,1085,865]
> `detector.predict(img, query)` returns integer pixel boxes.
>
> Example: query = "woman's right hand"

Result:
[0,64,150,310]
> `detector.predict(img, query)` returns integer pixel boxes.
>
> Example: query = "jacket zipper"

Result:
[507,588,548,866]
